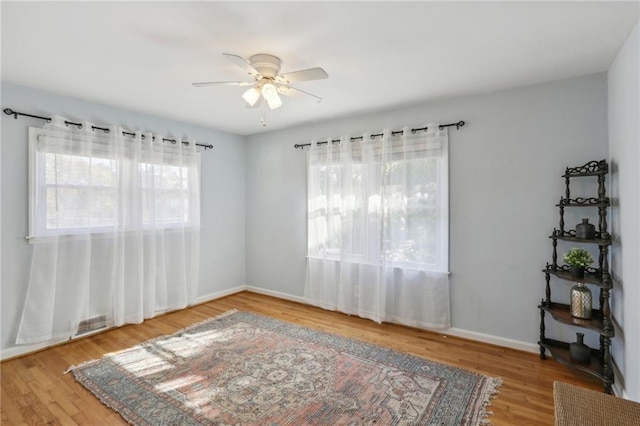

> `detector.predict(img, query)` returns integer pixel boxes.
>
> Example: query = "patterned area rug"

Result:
[70,310,501,425]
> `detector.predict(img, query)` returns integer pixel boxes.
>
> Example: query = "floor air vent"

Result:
[76,316,107,336]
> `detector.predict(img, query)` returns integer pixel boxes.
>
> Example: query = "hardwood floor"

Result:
[1,291,602,425]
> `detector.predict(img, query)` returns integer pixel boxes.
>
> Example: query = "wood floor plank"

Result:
[46,401,77,425]
[1,291,604,425]
[0,388,26,425]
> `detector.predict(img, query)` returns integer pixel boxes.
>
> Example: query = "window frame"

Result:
[306,134,449,273]
[28,127,200,242]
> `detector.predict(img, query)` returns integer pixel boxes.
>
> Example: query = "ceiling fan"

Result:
[192,53,328,110]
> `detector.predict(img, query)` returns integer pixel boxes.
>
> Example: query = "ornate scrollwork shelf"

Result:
[538,339,607,382]
[538,302,612,336]
[562,160,608,177]
[542,265,611,289]
[539,159,613,394]
[557,197,610,208]
[549,229,611,246]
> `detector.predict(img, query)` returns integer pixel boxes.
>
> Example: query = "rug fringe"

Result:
[74,375,139,426]
[64,358,102,374]
[476,376,503,425]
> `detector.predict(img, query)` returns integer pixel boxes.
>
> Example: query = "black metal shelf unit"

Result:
[538,159,614,394]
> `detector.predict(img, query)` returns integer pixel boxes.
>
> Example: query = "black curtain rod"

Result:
[3,108,214,150]
[293,120,465,149]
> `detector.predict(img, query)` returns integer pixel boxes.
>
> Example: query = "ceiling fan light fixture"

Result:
[261,83,282,109]
[242,87,260,106]
[193,53,328,120]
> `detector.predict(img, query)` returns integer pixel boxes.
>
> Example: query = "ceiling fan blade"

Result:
[222,53,262,79]
[276,67,328,84]
[277,85,322,102]
[192,81,254,87]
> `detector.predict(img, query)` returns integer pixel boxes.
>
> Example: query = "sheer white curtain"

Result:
[305,124,450,329]
[16,116,200,344]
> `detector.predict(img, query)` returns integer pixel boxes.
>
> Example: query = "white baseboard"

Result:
[245,286,307,304]
[0,286,577,363]
[443,327,540,353]
[1,286,248,361]
[195,285,247,305]
[245,286,539,354]
[612,383,627,399]
[1,337,69,361]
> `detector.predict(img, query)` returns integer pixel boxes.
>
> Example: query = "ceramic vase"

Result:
[576,218,596,239]
[569,332,591,362]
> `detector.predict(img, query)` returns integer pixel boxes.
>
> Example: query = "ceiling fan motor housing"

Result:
[249,54,281,79]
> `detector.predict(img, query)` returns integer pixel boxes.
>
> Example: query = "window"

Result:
[29,127,199,239]
[383,155,446,268]
[307,133,448,272]
[138,161,195,227]
[308,162,366,257]
[18,121,202,345]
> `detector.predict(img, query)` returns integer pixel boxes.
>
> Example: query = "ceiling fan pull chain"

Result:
[261,101,267,127]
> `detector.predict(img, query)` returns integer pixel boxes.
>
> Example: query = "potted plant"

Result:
[564,248,594,279]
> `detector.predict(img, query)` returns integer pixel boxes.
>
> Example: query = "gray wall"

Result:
[608,20,640,401]
[245,73,609,349]
[1,82,246,355]
[4,70,635,396]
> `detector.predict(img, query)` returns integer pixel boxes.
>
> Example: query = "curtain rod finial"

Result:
[3,108,17,118]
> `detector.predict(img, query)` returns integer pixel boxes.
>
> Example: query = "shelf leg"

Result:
[602,287,612,334]
[597,170,606,200]
[603,336,613,394]
[598,206,608,236]
[600,244,609,277]
[545,273,551,306]
[539,307,546,360]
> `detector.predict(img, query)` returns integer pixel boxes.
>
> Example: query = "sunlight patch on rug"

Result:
[70,310,502,425]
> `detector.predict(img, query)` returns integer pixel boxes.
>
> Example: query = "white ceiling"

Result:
[2,2,638,136]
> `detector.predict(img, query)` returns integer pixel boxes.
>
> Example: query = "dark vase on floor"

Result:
[576,218,596,239]
[570,265,585,279]
[569,332,591,362]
